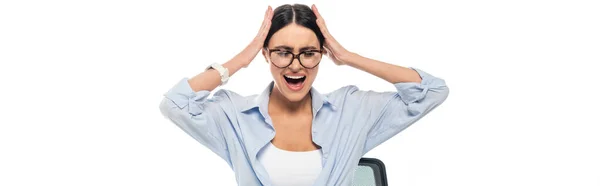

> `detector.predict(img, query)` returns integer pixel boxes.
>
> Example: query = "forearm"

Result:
[187,6,273,92]
[344,53,422,84]
[188,55,249,92]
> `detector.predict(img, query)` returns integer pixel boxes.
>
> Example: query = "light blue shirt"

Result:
[159,67,449,186]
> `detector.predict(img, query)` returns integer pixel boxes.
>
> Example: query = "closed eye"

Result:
[275,51,290,57]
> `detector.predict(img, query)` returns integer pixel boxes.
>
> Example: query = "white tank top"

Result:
[257,143,323,186]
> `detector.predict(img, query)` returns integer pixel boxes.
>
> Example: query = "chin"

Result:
[274,84,310,102]
[282,89,310,102]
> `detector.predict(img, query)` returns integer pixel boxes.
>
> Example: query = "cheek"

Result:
[308,68,319,80]
[270,65,282,78]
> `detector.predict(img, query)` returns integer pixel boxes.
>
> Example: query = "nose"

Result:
[288,57,303,71]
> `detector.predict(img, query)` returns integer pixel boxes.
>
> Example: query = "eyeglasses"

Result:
[267,48,323,69]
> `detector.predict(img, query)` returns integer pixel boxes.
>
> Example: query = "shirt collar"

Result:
[240,81,336,115]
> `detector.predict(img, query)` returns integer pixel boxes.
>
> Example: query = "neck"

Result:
[269,85,312,114]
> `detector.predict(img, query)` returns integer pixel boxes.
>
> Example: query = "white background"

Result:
[1,0,599,185]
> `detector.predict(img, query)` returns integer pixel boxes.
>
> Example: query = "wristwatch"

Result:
[205,63,229,85]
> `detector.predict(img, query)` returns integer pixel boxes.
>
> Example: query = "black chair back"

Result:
[353,158,388,186]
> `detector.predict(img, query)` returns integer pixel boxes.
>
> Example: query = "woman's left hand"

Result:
[312,4,354,66]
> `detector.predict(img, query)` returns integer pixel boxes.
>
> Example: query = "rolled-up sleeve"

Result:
[159,78,230,162]
[362,67,449,154]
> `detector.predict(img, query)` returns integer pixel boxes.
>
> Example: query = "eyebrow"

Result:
[272,45,319,51]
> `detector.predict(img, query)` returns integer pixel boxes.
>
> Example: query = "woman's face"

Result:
[264,23,321,102]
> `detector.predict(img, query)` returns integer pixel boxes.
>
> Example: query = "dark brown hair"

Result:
[263,4,325,49]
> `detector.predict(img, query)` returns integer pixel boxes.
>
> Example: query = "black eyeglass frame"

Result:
[266,48,324,69]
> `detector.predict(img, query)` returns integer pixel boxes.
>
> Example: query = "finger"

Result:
[260,6,272,30]
[324,42,333,52]
[324,44,333,55]
[324,41,341,57]
[317,19,332,39]
[311,4,322,19]
[262,16,273,39]
[258,22,271,40]
[263,7,273,31]
[322,47,329,56]
[312,5,332,39]
[312,5,325,28]
[323,47,337,61]
[266,6,273,21]
[311,5,324,26]
[264,5,271,19]
[265,6,273,28]
[257,6,273,39]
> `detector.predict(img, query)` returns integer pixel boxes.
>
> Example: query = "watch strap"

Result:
[206,63,229,85]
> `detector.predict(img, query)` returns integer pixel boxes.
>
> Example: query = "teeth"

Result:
[284,75,305,79]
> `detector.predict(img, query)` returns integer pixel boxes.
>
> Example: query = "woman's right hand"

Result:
[234,6,273,68]
[188,6,272,92]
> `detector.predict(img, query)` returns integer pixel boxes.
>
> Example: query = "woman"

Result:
[159,4,449,186]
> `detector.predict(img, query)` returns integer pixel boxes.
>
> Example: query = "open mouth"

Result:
[283,75,306,91]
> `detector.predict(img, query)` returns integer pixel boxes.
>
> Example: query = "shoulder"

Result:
[322,85,360,105]
[211,89,257,102]
[325,84,385,98]
[324,84,400,106]
[326,85,360,96]
[210,89,260,112]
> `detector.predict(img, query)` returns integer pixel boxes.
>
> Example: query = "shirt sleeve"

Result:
[351,67,450,154]
[158,78,231,163]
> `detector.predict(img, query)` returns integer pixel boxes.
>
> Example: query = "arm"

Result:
[159,6,274,162]
[311,5,421,84]
[159,79,233,162]
[356,68,449,153]
[344,53,422,84]
[187,55,247,92]
[329,31,448,153]
[189,6,273,92]
[312,5,449,154]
